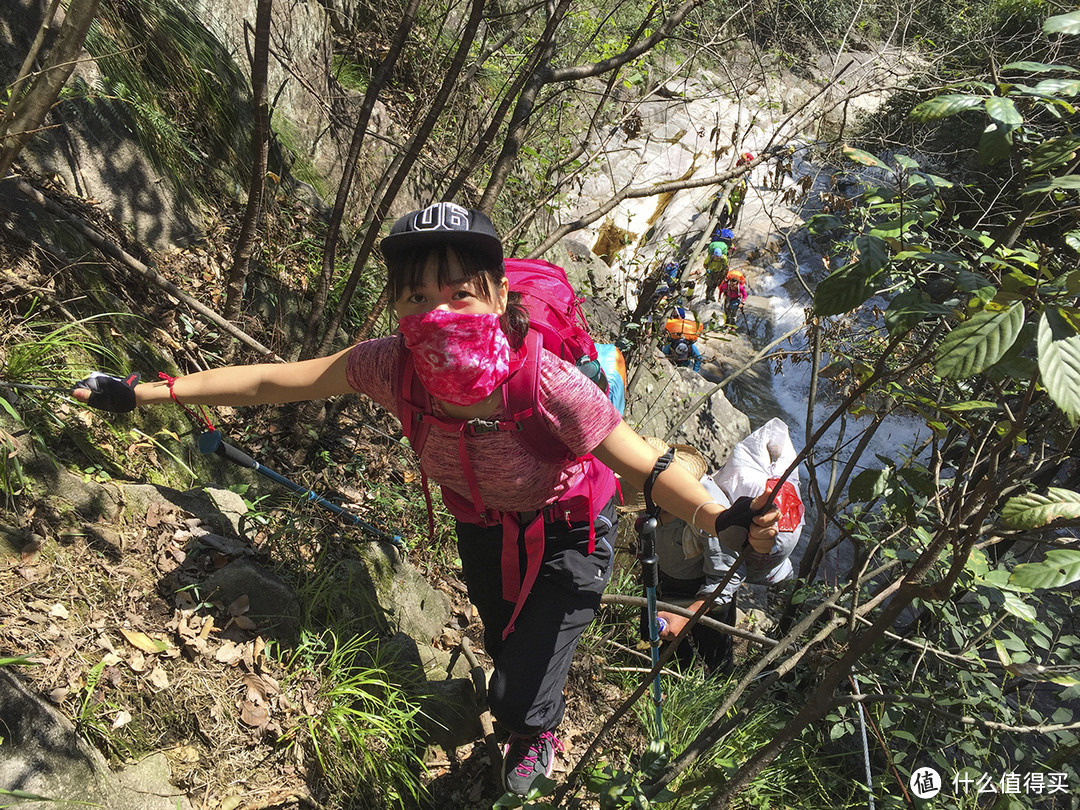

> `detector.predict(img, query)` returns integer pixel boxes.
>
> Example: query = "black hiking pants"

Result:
[456,497,617,736]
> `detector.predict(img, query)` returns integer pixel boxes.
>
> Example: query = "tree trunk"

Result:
[479,0,708,211]
[222,0,273,325]
[324,0,487,351]
[0,0,101,180]
[298,0,422,360]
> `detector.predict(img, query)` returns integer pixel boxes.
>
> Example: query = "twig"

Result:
[9,178,280,360]
[460,637,502,785]
[601,638,684,679]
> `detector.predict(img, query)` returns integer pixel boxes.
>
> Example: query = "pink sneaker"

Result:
[501,730,563,796]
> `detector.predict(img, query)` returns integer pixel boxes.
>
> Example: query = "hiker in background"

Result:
[663,315,704,373]
[622,440,738,675]
[662,334,703,373]
[711,226,734,248]
[717,268,748,328]
[73,202,782,800]
[662,257,681,284]
[703,237,729,303]
[624,423,804,676]
[718,152,753,231]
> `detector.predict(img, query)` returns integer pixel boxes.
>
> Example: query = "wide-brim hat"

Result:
[380,202,504,267]
[618,436,710,512]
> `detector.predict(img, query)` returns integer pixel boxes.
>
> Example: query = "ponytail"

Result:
[501,290,530,350]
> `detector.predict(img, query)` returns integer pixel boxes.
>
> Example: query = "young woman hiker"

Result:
[74,202,781,798]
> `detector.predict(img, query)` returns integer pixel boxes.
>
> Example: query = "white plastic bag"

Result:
[710,418,805,584]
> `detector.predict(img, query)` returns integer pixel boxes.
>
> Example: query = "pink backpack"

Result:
[394,258,617,638]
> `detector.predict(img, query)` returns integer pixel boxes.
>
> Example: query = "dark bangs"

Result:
[387,244,504,303]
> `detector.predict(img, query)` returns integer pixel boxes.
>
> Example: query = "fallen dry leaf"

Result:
[48,687,70,704]
[242,672,277,701]
[147,666,169,690]
[120,628,168,654]
[230,615,257,631]
[227,594,250,617]
[112,710,132,729]
[215,640,244,666]
[180,636,208,658]
[128,651,147,673]
[21,539,41,564]
[49,604,70,620]
[240,700,268,727]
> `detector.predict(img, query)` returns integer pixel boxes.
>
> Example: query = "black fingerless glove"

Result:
[714,495,755,534]
[73,372,140,413]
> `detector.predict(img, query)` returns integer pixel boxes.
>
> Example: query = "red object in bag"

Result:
[766,477,804,532]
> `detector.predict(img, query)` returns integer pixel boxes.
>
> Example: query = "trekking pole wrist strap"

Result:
[643,447,674,517]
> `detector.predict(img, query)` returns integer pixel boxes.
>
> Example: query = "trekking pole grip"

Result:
[634,514,660,589]
[197,430,258,470]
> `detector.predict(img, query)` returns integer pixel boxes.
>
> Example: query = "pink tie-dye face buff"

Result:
[398,309,512,406]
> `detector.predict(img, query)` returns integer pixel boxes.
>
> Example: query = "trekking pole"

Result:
[196,430,405,550]
[0,380,75,396]
[634,512,665,739]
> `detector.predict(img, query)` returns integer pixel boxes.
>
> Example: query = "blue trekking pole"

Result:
[196,430,405,550]
[635,513,665,739]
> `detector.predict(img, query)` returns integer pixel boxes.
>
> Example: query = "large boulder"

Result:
[0,670,193,810]
[624,349,749,469]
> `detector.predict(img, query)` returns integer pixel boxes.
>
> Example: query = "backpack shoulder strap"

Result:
[503,330,575,464]
[394,335,434,458]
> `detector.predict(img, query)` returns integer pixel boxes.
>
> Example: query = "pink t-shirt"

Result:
[346,337,623,514]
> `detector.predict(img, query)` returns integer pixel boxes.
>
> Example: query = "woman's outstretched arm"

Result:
[592,421,779,553]
[73,347,356,409]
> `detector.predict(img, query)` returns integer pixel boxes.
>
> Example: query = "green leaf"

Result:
[1032,78,1080,97]
[640,738,671,780]
[884,289,954,335]
[1037,307,1080,422]
[1027,138,1080,174]
[1001,488,1080,529]
[850,467,890,501]
[1002,592,1037,622]
[939,400,1000,412]
[1022,175,1080,194]
[897,465,936,496]
[814,267,868,317]
[994,639,1014,666]
[985,96,1024,129]
[987,320,1038,383]
[806,213,845,233]
[979,123,1013,165]
[1009,550,1080,590]
[910,94,985,121]
[893,249,965,266]
[0,655,40,667]
[935,303,1025,378]
[907,172,954,190]
[843,145,888,167]
[1001,61,1079,74]
[855,234,890,273]
[1044,10,1080,35]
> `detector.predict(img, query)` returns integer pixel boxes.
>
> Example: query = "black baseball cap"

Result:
[380,202,504,266]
